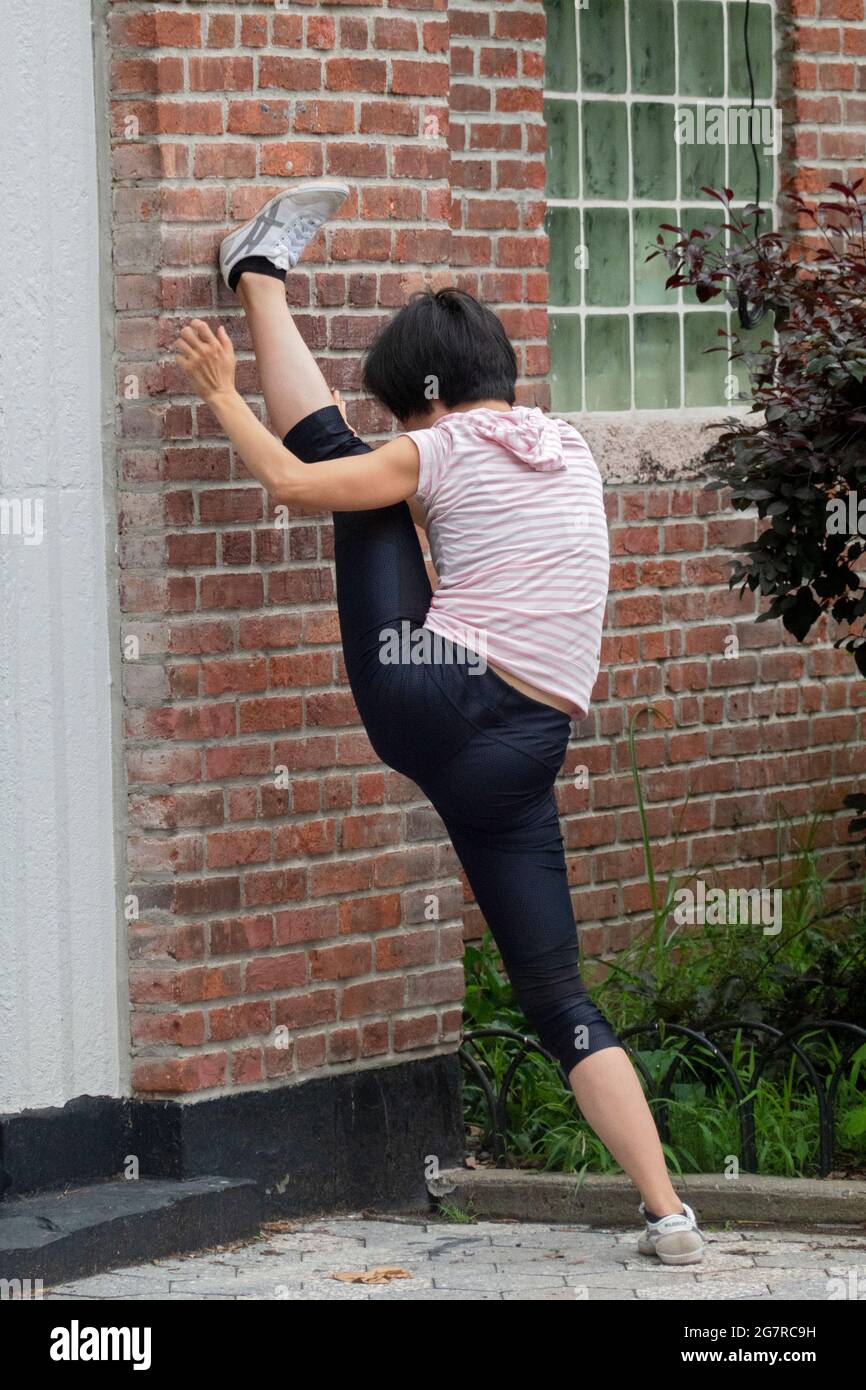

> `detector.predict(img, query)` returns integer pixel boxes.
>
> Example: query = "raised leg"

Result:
[236,270,433,689]
[237,271,333,439]
[283,405,433,697]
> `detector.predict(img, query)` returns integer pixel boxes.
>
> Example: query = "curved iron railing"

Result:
[460,1020,866,1177]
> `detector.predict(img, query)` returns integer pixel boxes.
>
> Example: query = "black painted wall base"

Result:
[0,1053,464,1216]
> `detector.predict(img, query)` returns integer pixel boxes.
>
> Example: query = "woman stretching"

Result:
[175,181,704,1266]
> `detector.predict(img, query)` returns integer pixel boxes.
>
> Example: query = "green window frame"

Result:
[544,0,777,413]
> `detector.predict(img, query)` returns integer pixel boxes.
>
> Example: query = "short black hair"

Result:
[362,287,517,421]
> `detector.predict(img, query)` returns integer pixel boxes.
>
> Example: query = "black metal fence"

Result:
[460,1020,866,1176]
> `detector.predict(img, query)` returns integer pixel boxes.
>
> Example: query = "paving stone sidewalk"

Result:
[44,1217,866,1301]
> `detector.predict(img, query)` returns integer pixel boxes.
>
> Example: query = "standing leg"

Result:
[566,1049,683,1215]
[423,734,685,1218]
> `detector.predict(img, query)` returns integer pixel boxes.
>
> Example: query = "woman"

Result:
[175,181,704,1266]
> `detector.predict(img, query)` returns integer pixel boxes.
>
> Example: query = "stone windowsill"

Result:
[553,405,758,485]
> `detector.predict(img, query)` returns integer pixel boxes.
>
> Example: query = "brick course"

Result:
[780,0,866,191]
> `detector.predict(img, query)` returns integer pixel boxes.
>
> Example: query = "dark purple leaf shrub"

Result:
[652,183,866,836]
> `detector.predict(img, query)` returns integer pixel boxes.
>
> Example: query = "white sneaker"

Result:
[219,181,350,291]
[637,1201,704,1265]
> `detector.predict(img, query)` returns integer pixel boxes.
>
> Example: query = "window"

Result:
[544,0,777,412]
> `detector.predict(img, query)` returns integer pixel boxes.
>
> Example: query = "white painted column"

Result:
[0,0,123,1110]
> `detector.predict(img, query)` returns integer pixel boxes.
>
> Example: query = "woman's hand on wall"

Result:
[175,319,237,404]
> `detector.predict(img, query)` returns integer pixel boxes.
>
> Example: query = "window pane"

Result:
[635,314,681,408]
[545,99,580,198]
[729,312,773,404]
[542,0,775,412]
[544,0,577,92]
[728,1,773,100]
[582,101,629,198]
[729,113,776,205]
[678,1,725,98]
[550,313,582,411]
[633,207,678,306]
[585,315,631,410]
[632,103,678,199]
[546,205,583,305]
[580,0,627,93]
[684,311,729,406]
[585,207,630,307]
[630,0,676,94]
[679,106,727,200]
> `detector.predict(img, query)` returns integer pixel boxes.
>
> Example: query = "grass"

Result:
[435,1201,478,1224]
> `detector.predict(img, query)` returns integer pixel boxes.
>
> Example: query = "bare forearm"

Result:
[206,387,420,513]
[175,318,420,513]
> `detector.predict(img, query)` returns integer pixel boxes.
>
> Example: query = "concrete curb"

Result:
[434,1169,866,1228]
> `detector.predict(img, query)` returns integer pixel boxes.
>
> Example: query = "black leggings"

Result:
[284,406,623,1080]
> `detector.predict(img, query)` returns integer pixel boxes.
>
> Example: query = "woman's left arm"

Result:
[174,318,420,513]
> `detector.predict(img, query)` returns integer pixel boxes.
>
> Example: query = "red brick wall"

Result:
[107,2,863,1101]
[107,0,548,1098]
[781,0,866,195]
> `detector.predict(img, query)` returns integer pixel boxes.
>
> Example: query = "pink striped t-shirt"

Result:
[403,406,609,719]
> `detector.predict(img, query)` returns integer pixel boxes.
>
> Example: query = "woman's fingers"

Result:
[190,318,219,347]
[176,320,222,352]
[177,325,203,349]
[172,319,233,402]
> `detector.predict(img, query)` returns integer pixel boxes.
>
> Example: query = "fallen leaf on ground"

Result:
[331,1267,413,1284]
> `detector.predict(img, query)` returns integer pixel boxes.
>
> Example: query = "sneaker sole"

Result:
[656,1247,704,1266]
[219,181,350,280]
[638,1240,705,1265]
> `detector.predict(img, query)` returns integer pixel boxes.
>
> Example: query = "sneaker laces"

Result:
[230,210,323,265]
[281,215,323,259]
